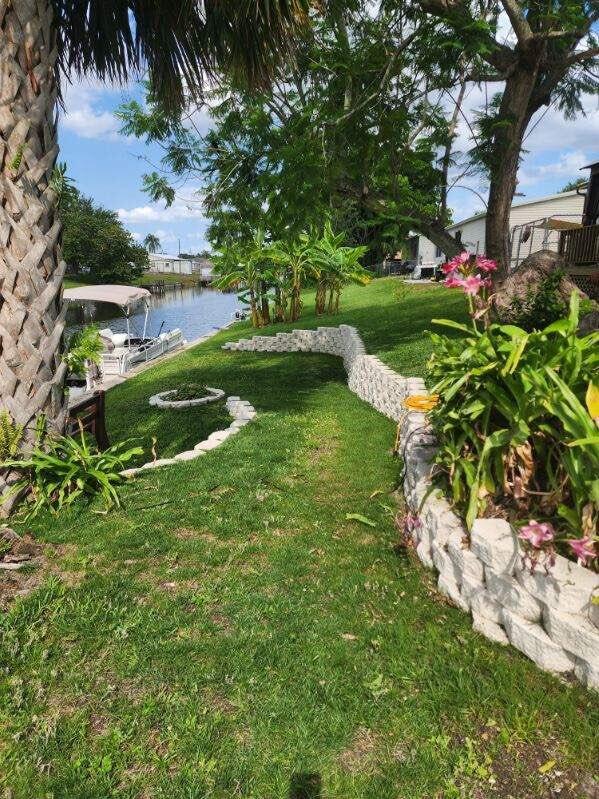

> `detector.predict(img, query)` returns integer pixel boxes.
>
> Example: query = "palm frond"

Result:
[53,0,308,109]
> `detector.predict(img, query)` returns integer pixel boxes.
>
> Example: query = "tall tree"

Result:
[118,2,456,264]
[0,0,307,509]
[415,0,598,278]
[62,189,148,283]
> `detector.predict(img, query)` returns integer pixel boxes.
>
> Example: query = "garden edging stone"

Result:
[223,324,599,690]
[120,395,256,477]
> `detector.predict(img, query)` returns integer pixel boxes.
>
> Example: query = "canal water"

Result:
[67,286,242,342]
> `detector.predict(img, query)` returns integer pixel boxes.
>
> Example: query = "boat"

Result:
[63,285,185,377]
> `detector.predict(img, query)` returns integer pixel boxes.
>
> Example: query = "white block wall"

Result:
[223,326,599,689]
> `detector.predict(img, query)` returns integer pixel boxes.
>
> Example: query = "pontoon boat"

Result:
[63,285,185,377]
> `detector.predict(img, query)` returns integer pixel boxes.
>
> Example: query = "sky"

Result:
[59,77,599,256]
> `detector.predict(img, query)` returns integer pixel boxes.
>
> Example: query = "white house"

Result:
[410,188,586,271]
[147,253,195,275]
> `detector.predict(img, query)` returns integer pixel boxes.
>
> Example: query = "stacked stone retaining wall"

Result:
[223,326,599,689]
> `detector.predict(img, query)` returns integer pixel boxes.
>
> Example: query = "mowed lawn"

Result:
[1,280,597,799]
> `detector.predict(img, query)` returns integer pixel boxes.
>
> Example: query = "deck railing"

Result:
[558,224,599,266]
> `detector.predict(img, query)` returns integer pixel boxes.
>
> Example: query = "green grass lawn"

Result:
[64,272,201,290]
[1,280,597,799]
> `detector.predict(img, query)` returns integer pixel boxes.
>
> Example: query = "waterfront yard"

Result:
[1,280,597,798]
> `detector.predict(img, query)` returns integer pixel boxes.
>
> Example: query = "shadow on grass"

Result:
[289,773,322,799]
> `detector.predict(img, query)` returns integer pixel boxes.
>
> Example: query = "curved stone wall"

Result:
[121,396,256,477]
[223,326,599,689]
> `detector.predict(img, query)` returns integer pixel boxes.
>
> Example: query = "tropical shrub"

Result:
[0,411,24,462]
[500,268,569,331]
[64,325,104,377]
[430,253,598,569]
[171,383,210,401]
[2,430,143,519]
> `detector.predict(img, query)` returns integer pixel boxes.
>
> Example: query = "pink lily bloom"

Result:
[518,520,555,549]
[476,256,498,272]
[441,261,456,274]
[444,272,464,289]
[461,274,485,295]
[568,536,597,566]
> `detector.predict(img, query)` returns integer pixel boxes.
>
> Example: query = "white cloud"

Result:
[117,202,205,223]
[61,79,125,140]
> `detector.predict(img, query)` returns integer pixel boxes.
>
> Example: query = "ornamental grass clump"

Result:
[428,253,598,569]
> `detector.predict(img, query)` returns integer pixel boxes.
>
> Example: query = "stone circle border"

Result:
[223,325,599,690]
[149,386,225,409]
[121,396,256,478]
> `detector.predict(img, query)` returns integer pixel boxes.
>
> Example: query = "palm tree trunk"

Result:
[0,0,67,513]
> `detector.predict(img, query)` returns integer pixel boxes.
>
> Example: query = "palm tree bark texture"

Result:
[0,0,66,509]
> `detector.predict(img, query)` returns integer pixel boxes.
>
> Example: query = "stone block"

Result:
[432,541,452,576]
[472,612,509,645]
[573,657,599,691]
[437,572,470,612]
[543,605,599,663]
[471,518,519,574]
[461,573,486,605]
[515,554,599,615]
[501,608,574,673]
[174,450,201,462]
[416,540,434,569]
[447,537,485,584]
[470,588,503,624]
[141,458,178,469]
[194,438,222,452]
[486,569,542,622]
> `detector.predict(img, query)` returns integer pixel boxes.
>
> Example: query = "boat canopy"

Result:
[63,285,151,312]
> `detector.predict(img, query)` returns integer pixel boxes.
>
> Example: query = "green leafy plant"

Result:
[2,430,144,519]
[171,383,210,401]
[501,268,569,331]
[428,293,598,566]
[0,411,24,461]
[64,325,104,376]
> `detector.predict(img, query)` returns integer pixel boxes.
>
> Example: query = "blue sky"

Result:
[59,78,599,256]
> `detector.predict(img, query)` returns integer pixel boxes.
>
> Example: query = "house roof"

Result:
[148,253,190,261]
[446,189,583,231]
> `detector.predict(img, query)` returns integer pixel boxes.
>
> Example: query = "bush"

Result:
[2,430,143,519]
[428,293,598,568]
[502,268,568,331]
[171,383,209,401]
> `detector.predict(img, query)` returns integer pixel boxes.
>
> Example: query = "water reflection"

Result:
[66,286,241,342]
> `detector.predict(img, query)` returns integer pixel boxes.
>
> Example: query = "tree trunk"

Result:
[415,220,462,260]
[485,53,541,281]
[0,0,67,513]
[260,282,271,325]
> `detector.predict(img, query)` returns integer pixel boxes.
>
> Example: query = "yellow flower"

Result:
[403,394,440,413]
[586,381,599,419]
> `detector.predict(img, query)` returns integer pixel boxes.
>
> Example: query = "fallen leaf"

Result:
[538,759,556,775]
[345,513,376,528]
[341,633,357,641]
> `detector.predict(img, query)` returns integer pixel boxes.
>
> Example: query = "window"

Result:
[435,245,442,258]
[455,230,462,244]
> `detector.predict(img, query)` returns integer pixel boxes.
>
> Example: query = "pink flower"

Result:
[441,261,456,274]
[444,272,464,289]
[461,274,485,295]
[445,251,471,272]
[518,520,555,549]
[568,536,597,566]
[476,256,498,273]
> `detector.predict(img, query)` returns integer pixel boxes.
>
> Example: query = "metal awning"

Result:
[63,285,152,311]
[539,219,583,231]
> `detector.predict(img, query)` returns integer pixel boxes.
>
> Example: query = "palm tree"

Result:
[0,0,306,509]
[143,234,161,254]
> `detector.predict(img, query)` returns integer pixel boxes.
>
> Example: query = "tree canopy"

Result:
[61,189,149,283]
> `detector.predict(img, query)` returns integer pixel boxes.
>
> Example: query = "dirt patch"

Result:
[204,690,237,715]
[0,528,45,610]
[209,607,234,635]
[444,723,597,799]
[89,713,110,736]
[338,727,379,774]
